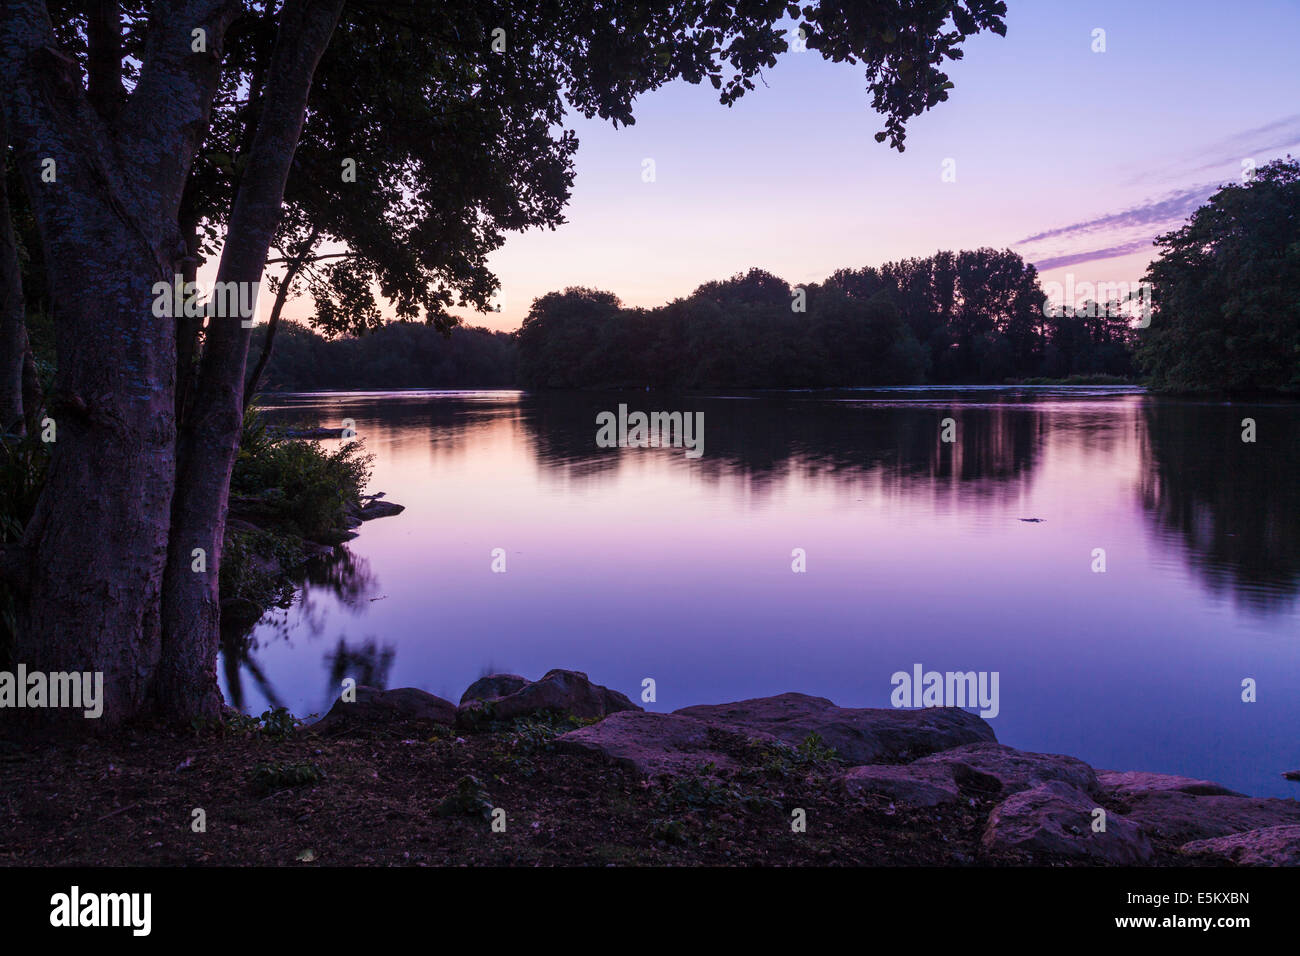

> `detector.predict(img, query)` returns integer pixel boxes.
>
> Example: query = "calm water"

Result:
[225,388,1300,797]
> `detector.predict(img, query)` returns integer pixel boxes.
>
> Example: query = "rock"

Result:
[912,743,1100,797]
[455,669,641,729]
[307,686,456,736]
[982,781,1155,864]
[553,711,777,778]
[840,763,963,806]
[460,673,529,705]
[1119,790,1300,844]
[1180,825,1300,866]
[672,692,995,765]
[357,499,404,520]
[839,742,1098,807]
[281,426,347,439]
[1097,769,1243,799]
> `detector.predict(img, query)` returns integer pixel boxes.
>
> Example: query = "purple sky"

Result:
[265,1,1300,333]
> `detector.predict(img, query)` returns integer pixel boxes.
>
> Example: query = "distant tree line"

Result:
[516,249,1138,389]
[252,320,517,392]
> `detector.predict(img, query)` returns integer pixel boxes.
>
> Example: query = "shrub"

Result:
[231,407,372,541]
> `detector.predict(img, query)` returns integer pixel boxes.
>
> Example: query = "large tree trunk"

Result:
[0,113,26,435]
[157,0,344,718]
[2,0,341,725]
[0,0,239,727]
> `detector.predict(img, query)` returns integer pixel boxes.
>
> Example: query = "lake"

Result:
[227,387,1300,798]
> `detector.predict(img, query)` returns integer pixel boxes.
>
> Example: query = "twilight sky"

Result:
[274,0,1300,333]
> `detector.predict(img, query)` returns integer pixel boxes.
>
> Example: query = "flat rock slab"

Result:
[839,742,1099,807]
[1180,825,1300,866]
[553,711,778,778]
[456,669,641,729]
[913,743,1099,797]
[841,763,963,806]
[1119,791,1300,844]
[673,692,995,765]
[982,781,1155,864]
[307,686,456,736]
[357,500,404,520]
[1097,770,1242,798]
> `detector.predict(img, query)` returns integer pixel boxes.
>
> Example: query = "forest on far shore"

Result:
[253,249,1139,394]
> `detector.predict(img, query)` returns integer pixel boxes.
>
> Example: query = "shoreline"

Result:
[4,670,1297,867]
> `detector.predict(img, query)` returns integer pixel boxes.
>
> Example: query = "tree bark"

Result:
[0,0,240,727]
[157,0,344,718]
[20,326,42,435]
[0,113,26,435]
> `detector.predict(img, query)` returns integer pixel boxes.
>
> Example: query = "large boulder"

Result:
[460,674,529,705]
[839,742,1098,807]
[673,692,994,765]
[1118,790,1300,844]
[982,781,1155,864]
[455,669,641,729]
[553,711,778,778]
[1097,770,1242,799]
[1180,825,1300,866]
[307,686,456,736]
[912,743,1100,797]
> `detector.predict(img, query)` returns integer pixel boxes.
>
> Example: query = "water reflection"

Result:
[1139,401,1300,614]
[220,545,386,712]
[222,388,1299,796]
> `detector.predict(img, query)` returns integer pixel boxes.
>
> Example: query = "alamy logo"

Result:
[890,663,999,718]
[0,665,103,718]
[151,274,263,328]
[595,404,704,458]
[1040,273,1153,328]
[50,886,151,936]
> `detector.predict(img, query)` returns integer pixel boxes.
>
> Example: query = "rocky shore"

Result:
[304,669,1300,867]
[4,668,1297,866]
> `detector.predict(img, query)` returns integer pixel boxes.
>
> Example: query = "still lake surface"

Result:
[227,388,1300,798]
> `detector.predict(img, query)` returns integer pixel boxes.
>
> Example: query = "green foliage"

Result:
[219,526,304,614]
[255,706,301,740]
[250,761,324,794]
[741,733,841,781]
[231,407,372,541]
[648,818,690,846]
[492,710,595,775]
[1136,157,1300,393]
[434,774,494,820]
[654,767,744,814]
[198,706,304,740]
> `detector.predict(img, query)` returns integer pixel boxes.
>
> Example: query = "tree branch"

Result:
[86,0,124,123]
[115,0,244,224]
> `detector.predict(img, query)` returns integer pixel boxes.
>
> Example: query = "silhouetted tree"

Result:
[1136,157,1300,393]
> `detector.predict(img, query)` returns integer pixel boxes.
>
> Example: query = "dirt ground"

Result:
[0,714,1202,867]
